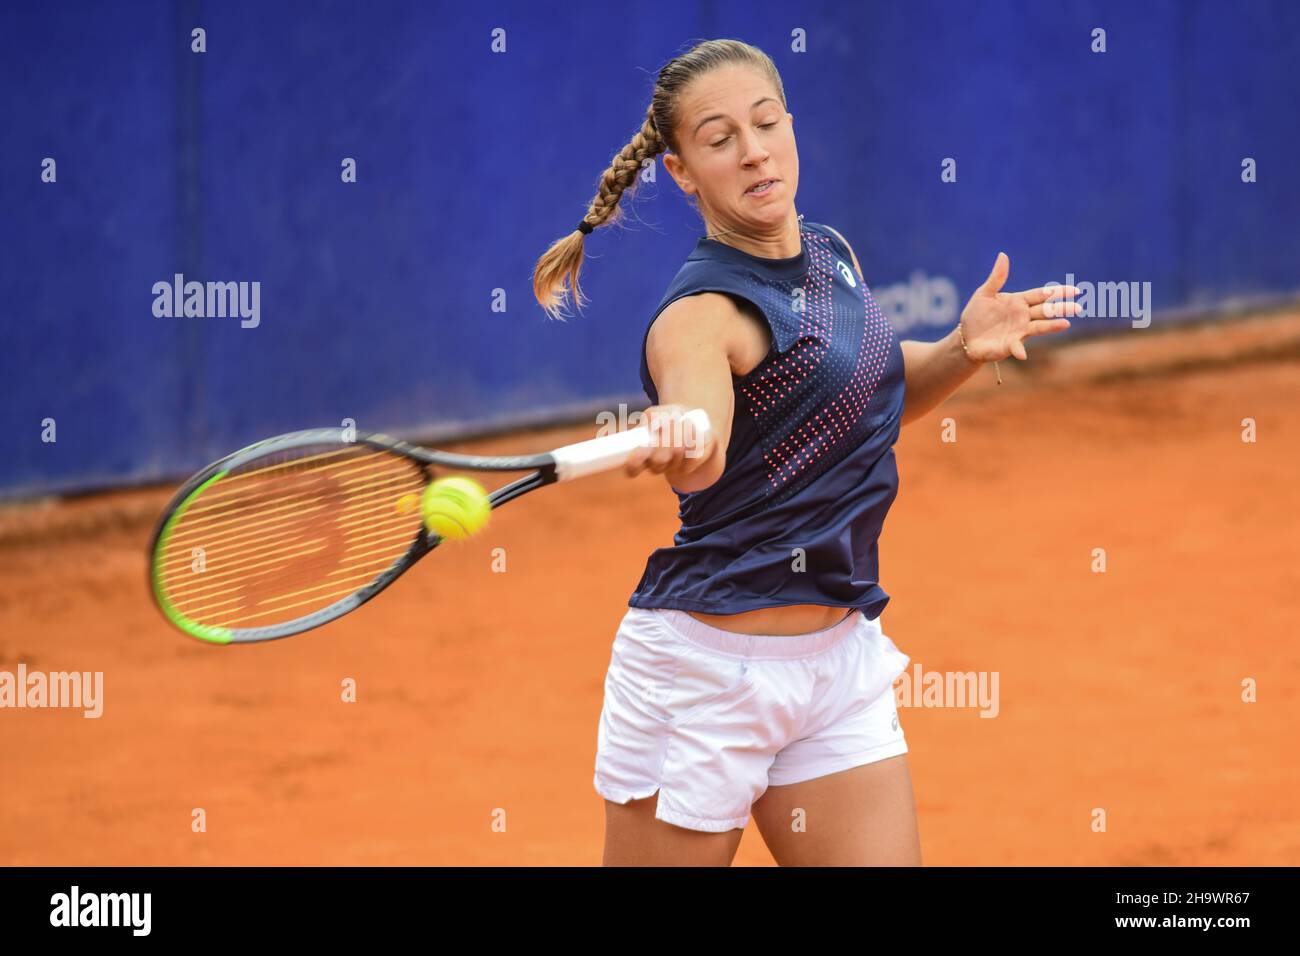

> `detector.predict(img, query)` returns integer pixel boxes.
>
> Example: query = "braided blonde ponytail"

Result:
[532,104,665,321]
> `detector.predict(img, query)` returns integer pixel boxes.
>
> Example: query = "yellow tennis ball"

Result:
[422,476,490,541]
[395,492,420,515]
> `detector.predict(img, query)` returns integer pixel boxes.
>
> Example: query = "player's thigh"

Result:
[750,754,921,866]
[602,792,745,867]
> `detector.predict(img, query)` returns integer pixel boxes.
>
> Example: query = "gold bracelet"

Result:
[957,320,1002,385]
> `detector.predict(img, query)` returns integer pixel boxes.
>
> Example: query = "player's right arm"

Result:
[625,293,751,494]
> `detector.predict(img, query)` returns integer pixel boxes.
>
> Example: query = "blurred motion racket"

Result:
[148,410,711,644]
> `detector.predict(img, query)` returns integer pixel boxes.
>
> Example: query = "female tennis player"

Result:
[532,38,1078,866]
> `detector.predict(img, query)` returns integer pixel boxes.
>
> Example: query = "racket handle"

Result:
[551,408,713,482]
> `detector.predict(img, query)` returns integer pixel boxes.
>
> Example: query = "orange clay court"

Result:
[1,311,1297,866]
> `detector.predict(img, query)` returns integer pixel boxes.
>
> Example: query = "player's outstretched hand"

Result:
[960,253,1081,362]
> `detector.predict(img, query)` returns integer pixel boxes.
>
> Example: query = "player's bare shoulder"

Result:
[648,292,771,379]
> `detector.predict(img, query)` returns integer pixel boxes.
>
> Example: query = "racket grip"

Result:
[551,408,713,482]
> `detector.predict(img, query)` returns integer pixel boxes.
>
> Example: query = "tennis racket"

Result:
[148,409,711,644]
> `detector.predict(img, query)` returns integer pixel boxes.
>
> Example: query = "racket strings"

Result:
[166,516,418,598]
[156,444,426,630]
[175,449,411,527]
[159,477,415,571]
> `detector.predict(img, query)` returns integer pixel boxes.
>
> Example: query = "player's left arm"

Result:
[823,226,1079,426]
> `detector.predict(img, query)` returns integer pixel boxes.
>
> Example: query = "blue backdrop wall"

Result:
[2,0,1297,497]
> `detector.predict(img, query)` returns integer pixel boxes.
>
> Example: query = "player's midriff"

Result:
[685,604,853,636]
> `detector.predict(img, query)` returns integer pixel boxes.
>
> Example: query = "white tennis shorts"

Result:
[593,604,910,833]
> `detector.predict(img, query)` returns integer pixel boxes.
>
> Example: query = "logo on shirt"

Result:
[836,259,857,289]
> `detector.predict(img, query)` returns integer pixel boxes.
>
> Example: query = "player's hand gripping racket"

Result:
[148,409,712,644]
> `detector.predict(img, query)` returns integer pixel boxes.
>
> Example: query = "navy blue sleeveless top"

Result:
[627,219,906,618]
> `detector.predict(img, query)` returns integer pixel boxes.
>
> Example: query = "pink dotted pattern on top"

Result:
[736,226,897,498]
